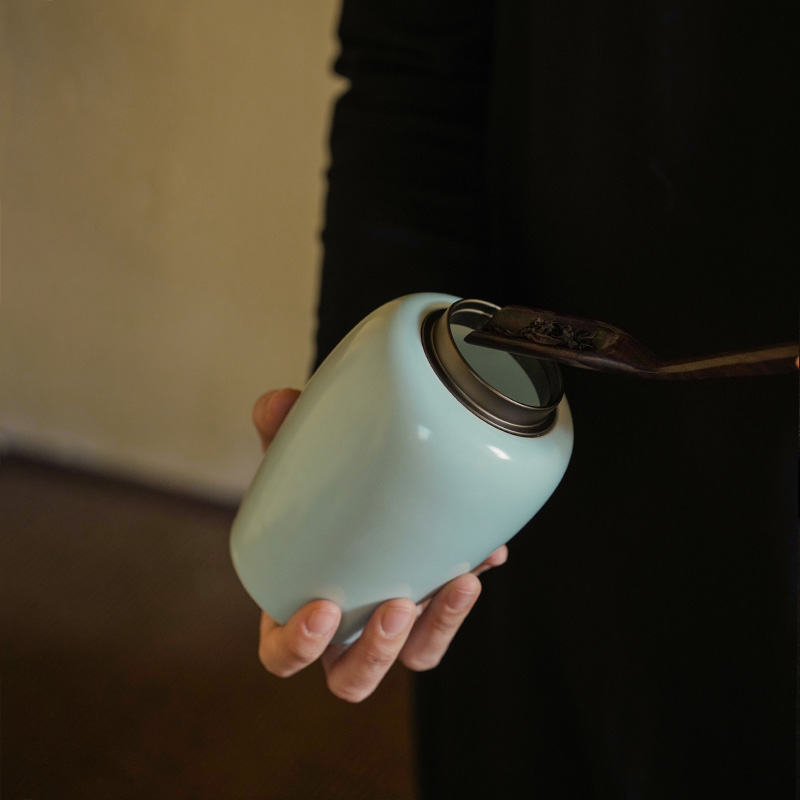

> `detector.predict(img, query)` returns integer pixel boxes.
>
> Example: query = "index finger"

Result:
[320,598,417,702]
[258,601,342,678]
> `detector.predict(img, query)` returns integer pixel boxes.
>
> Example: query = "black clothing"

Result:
[315,2,798,798]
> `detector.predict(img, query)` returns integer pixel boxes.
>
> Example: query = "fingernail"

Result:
[447,588,477,612]
[380,605,413,638]
[306,607,338,637]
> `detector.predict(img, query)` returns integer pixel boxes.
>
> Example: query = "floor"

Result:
[0,455,417,799]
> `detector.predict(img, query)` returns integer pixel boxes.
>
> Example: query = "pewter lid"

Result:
[421,298,563,437]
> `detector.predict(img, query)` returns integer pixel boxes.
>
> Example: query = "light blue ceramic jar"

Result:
[230,293,573,643]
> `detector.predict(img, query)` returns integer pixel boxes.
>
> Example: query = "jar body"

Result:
[230,293,573,643]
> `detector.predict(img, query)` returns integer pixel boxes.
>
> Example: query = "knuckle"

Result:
[403,651,442,672]
[258,637,318,679]
[258,646,291,678]
[362,646,396,670]
[257,644,274,671]
[327,676,369,704]
[323,641,399,702]
[427,611,459,636]
[269,662,298,679]
[283,637,320,666]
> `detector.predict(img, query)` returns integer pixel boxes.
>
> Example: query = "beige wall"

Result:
[0,1,344,500]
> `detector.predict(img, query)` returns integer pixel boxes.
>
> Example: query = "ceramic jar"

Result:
[230,293,573,643]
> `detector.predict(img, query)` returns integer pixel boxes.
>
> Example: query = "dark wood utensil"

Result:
[464,305,798,379]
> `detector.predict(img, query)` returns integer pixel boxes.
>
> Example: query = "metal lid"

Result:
[421,298,563,437]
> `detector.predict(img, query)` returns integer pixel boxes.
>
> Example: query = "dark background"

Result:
[0,455,417,799]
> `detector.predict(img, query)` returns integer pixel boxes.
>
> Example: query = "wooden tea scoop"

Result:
[464,305,798,380]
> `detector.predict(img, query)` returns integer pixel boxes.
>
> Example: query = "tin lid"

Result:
[421,298,563,437]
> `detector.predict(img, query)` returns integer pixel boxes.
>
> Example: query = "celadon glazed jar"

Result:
[230,293,573,643]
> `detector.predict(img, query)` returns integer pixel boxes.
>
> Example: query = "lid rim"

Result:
[421,299,563,438]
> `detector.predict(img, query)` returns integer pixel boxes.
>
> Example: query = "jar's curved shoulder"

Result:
[381,293,574,499]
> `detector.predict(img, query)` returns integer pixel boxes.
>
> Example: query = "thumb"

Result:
[252,388,301,452]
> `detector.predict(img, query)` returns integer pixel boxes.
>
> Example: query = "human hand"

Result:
[250,388,508,702]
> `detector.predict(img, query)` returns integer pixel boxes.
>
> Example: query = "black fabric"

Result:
[315,2,798,798]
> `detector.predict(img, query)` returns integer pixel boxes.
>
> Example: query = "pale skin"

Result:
[252,387,508,703]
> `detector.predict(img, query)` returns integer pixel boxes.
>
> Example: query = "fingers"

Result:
[256,532,508,698]
[258,601,341,678]
[399,573,482,672]
[473,544,508,577]
[320,599,417,703]
[252,388,301,452]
